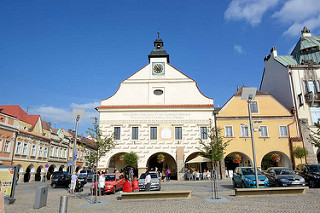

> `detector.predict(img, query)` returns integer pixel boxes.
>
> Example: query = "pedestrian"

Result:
[132,176,139,192]
[122,177,132,192]
[105,168,109,174]
[98,173,106,196]
[70,172,77,194]
[114,167,117,173]
[166,168,171,181]
[144,171,151,191]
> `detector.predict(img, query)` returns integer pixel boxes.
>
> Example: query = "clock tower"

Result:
[148,32,169,63]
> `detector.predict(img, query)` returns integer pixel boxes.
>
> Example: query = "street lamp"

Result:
[71,109,85,175]
[241,87,259,188]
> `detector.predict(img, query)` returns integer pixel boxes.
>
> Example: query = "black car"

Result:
[295,164,320,188]
[51,171,71,188]
[265,167,306,187]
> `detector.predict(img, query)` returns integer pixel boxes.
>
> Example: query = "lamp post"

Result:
[241,87,259,188]
[71,109,85,175]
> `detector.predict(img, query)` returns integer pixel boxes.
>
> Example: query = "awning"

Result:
[186,156,211,164]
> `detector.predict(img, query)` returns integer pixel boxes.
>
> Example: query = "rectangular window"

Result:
[4,140,11,153]
[44,147,48,158]
[303,80,308,94]
[259,126,268,137]
[250,101,258,113]
[200,127,208,139]
[225,126,233,137]
[175,127,182,140]
[22,142,29,155]
[316,80,320,92]
[311,107,320,124]
[241,125,249,137]
[56,147,59,157]
[0,139,3,152]
[114,127,121,140]
[132,127,139,140]
[16,141,22,154]
[64,149,67,158]
[38,146,43,158]
[308,81,316,93]
[150,127,157,140]
[279,126,288,137]
[30,144,36,156]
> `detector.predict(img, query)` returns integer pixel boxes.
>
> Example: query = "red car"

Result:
[91,173,125,194]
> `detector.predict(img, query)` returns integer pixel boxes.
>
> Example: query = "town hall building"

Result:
[97,35,214,179]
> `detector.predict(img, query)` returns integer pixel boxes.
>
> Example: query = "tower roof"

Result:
[148,32,169,62]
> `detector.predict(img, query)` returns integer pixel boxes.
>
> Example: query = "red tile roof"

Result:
[41,120,52,130]
[0,105,39,126]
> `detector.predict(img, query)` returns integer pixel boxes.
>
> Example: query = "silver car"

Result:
[265,167,306,187]
[138,171,161,191]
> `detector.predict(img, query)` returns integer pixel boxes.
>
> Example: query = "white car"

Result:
[138,171,161,191]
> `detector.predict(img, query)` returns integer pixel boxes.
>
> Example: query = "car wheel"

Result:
[52,183,57,188]
[309,180,316,188]
[112,187,116,194]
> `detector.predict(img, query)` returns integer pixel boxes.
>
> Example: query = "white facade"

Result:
[260,27,320,164]
[98,38,214,179]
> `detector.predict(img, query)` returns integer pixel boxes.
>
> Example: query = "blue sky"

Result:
[1,0,320,134]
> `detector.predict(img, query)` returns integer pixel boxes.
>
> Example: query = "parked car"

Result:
[138,171,161,191]
[87,172,97,182]
[51,171,71,188]
[264,167,305,187]
[232,167,269,188]
[295,164,320,188]
[91,173,125,195]
[77,169,92,183]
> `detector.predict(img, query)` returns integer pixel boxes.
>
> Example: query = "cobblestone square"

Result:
[5,179,320,213]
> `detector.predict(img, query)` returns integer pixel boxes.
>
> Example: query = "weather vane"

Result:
[157,31,160,39]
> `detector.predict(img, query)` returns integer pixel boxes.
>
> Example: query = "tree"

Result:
[85,117,116,202]
[292,146,308,164]
[198,120,230,199]
[309,121,320,148]
[123,152,139,167]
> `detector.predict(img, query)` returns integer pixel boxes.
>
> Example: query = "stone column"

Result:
[30,172,36,182]
[137,167,147,177]
[40,172,46,182]
[18,172,25,183]
[220,160,226,180]
[176,146,184,181]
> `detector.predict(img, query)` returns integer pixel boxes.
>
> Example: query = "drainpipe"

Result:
[287,115,296,170]
[289,71,307,163]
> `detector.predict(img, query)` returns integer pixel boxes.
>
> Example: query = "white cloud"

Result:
[224,0,280,26]
[234,45,243,53]
[70,101,100,110]
[272,0,320,37]
[272,0,320,23]
[31,106,74,124]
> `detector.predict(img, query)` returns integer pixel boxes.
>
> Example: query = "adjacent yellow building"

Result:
[217,87,305,174]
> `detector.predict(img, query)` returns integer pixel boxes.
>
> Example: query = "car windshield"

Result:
[274,168,295,175]
[105,175,116,181]
[307,165,320,172]
[241,168,263,175]
[139,173,158,179]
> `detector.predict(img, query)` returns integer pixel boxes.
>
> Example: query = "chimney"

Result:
[301,26,311,38]
[270,46,277,58]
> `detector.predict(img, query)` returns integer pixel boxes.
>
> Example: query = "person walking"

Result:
[98,173,106,196]
[132,176,140,192]
[166,168,171,181]
[144,171,151,191]
[70,172,78,194]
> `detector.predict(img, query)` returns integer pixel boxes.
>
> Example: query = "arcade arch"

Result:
[146,152,177,179]
[35,166,44,181]
[24,164,35,182]
[108,152,128,172]
[224,152,252,174]
[47,164,56,180]
[261,151,292,170]
[185,152,210,173]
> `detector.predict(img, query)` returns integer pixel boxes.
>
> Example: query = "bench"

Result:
[120,190,192,200]
[235,187,308,196]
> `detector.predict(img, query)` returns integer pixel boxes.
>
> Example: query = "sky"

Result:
[1,0,320,134]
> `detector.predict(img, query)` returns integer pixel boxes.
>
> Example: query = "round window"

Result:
[154,89,163,95]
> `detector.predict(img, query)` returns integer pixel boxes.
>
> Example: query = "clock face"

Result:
[152,62,165,75]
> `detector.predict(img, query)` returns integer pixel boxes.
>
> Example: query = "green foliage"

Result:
[292,146,308,160]
[85,117,116,167]
[123,152,139,167]
[198,120,230,163]
[309,121,320,148]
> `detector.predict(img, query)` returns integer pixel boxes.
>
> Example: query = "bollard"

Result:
[59,196,68,213]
